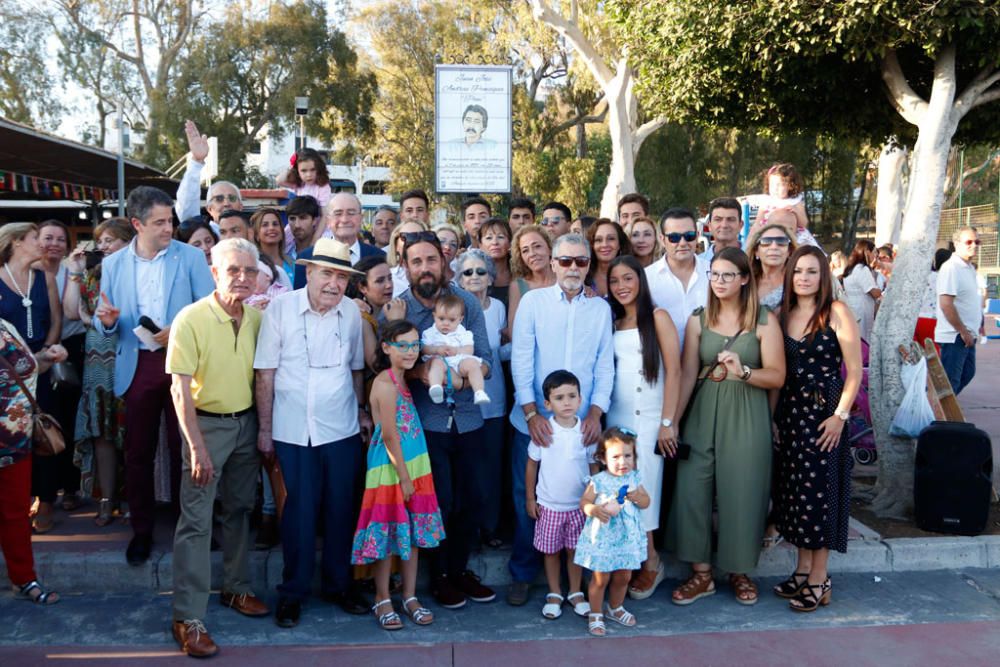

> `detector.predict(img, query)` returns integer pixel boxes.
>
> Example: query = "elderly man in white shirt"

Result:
[254,238,373,628]
[506,232,615,606]
[645,208,710,348]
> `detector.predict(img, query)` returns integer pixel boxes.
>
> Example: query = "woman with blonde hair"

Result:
[747,223,797,312]
[506,224,555,335]
[625,217,663,268]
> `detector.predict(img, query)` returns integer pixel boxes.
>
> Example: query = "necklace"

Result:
[3,264,34,338]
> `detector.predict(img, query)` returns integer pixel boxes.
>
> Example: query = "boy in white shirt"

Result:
[526,370,597,620]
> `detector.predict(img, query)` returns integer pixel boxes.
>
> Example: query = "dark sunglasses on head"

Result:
[759,236,791,247]
[461,267,488,277]
[665,231,698,244]
[401,231,439,245]
[554,256,590,268]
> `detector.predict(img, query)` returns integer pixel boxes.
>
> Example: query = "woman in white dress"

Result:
[842,240,881,341]
[605,255,681,600]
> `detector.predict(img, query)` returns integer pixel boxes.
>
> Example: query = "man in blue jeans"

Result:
[508,232,615,605]
[935,226,983,395]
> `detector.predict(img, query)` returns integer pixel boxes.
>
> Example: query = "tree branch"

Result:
[528,0,614,87]
[537,99,608,150]
[880,48,927,126]
[633,116,667,153]
[970,85,1000,111]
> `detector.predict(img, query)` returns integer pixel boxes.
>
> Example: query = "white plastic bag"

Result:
[889,356,935,437]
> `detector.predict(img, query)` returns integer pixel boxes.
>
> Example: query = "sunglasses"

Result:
[961,239,982,246]
[385,340,421,352]
[210,193,240,204]
[554,256,590,268]
[461,267,488,277]
[759,236,791,247]
[541,216,566,226]
[665,231,698,244]
[401,231,439,245]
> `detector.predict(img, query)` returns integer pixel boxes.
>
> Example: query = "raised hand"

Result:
[185,120,210,163]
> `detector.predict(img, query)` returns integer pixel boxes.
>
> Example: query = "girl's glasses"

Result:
[759,236,791,247]
[386,341,420,352]
[707,271,741,283]
[462,268,488,276]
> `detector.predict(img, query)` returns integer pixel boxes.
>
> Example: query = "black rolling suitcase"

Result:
[914,421,993,536]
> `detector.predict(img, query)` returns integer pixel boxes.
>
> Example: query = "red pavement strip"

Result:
[4,621,1000,666]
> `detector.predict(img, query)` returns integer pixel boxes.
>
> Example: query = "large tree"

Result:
[168,0,375,182]
[55,0,201,166]
[0,1,64,128]
[613,0,1000,516]
[527,0,665,217]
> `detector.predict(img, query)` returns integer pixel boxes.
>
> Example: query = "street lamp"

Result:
[295,96,309,150]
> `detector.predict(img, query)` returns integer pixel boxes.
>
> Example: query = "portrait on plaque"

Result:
[435,65,512,193]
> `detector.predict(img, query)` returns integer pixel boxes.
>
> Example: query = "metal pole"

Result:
[116,104,125,216]
[299,116,306,150]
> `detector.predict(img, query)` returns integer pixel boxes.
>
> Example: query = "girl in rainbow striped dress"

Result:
[351,320,445,630]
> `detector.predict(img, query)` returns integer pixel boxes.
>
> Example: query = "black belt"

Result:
[196,407,255,420]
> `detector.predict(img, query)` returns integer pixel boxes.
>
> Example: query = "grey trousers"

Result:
[172,412,259,621]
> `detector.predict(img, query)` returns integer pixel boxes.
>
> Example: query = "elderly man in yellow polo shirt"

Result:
[166,237,268,659]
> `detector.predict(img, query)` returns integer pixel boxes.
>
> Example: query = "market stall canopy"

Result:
[0,116,176,199]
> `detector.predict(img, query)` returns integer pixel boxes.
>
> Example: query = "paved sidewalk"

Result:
[2,569,1000,665]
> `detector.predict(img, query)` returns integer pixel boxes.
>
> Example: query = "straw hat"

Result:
[295,238,363,275]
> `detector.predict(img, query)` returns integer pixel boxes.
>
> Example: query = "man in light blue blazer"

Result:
[95,186,215,566]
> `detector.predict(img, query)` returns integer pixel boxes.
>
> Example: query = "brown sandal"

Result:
[671,569,715,606]
[729,573,759,605]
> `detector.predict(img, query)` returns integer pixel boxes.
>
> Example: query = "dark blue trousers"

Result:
[275,436,363,602]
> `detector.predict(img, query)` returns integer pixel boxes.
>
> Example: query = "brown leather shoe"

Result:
[172,619,219,658]
[220,591,269,617]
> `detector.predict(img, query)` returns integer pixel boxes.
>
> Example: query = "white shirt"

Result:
[130,240,169,350]
[527,417,595,511]
[254,289,364,446]
[645,254,710,348]
[421,324,475,362]
[349,239,361,265]
[935,255,981,343]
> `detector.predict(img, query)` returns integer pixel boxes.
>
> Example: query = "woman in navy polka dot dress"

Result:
[773,247,863,612]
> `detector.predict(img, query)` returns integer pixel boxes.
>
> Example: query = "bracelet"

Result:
[524,410,538,422]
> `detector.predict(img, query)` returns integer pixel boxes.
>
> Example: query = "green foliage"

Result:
[610,0,1000,145]
[0,2,63,128]
[167,0,374,182]
[556,156,596,215]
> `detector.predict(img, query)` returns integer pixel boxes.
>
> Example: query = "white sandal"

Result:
[604,603,637,627]
[566,591,589,617]
[372,599,402,631]
[587,612,606,636]
[541,592,564,619]
[402,596,434,626]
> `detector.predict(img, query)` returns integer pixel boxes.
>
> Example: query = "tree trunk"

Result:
[868,90,958,520]
[600,83,637,217]
[874,142,908,247]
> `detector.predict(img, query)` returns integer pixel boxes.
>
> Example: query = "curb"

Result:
[7,535,1000,594]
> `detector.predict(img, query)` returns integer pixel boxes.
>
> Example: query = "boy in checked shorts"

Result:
[525,370,597,620]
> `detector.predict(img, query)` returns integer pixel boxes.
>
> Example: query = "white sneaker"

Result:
[429,385,445,404]
[473,390,491,405]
